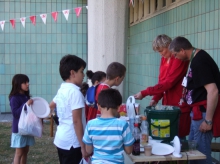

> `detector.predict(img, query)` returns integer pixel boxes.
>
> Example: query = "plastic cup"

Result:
[188,140,197,154]
[144,144,152,156]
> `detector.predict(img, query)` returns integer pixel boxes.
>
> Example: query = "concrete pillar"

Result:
[87,0,128,93]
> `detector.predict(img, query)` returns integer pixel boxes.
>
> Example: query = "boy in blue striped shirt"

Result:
[83,89,134,164]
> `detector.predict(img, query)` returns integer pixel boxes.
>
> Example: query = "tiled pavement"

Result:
[0,113,12,122]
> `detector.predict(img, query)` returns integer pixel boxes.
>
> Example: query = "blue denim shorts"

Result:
[11,133,35,148]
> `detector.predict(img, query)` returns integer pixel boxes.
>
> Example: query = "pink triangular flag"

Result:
[20,17,26,28]
[10,19,15,29]
[129,0,134,7]
[62,9,70,21]
[40,14,47,24]
[74,7,82,17]
[0,21,5,31]
[30,16,36,26]
[51,12,58,22]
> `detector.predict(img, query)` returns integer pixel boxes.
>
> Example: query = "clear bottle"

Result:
[140,116,149,146]
[134,115,141,129]
[132,123,141,156]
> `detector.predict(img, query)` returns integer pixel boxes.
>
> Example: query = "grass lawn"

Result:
[0,121,59,164]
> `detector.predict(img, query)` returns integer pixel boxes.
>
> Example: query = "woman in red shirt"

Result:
[134,34,190,137]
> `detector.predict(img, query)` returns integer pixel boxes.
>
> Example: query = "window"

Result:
[155,0,158,10]
[129,0,192,26]
[162,0,166,7]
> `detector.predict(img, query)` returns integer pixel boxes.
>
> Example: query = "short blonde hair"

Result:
[152,34,172,51]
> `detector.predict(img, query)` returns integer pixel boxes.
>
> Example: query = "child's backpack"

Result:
[85,85,99,109]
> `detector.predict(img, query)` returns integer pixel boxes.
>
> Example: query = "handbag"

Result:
[18,104,43,137]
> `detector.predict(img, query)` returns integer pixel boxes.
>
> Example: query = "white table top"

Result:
[129,150,206,163]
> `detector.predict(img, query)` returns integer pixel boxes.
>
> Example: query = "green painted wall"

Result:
[127,0,220,114]
[0,0,87,113]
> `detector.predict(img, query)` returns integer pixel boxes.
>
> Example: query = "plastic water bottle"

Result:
[135,115,141,128]
[140,116,149,146]
[132,123,141,155]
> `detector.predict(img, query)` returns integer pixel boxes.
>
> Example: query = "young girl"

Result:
[9,74,34,164]
[86,70,106,121]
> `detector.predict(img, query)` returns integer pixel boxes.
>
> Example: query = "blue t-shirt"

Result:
[83,117,134,164]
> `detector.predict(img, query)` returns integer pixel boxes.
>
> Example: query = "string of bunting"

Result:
[0,5,88,31]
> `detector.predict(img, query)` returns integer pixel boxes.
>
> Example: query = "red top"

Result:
[86,84,110,121]
[141,56,191,137]
[95,84,110,115]
[189,97,220,137]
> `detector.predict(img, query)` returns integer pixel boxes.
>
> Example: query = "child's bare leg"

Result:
[21,146,29,164]
[13,146,29,164]
[13,148,23,164]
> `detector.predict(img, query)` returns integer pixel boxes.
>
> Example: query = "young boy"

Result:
[95,62,126,117]
[83,88,134,164]
[51,54,89,164]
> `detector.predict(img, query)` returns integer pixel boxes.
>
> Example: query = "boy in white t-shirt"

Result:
[50,54,89,164]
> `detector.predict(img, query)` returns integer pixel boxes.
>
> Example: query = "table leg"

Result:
[50,116,54,137]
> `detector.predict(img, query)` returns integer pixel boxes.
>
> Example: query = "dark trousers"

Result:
[57,146,82,164]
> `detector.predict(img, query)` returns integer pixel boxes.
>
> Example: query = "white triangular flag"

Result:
[20,17,26,28]
[0,21,5,31]
[86,6,88,10]
[40,14,47,24]
[62,9,70,21]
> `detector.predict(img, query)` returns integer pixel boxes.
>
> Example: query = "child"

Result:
[83,88,134,164]
[95,62,126,117]
[80,82,89,97]
[86,70,106,121]
[50,54,89,164]
[50,82,89,126]
[9,74,34,164]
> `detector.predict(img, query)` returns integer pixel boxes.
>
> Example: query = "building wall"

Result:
[127,0,220,160]
[0,0,87,113]
[127,0,220,113]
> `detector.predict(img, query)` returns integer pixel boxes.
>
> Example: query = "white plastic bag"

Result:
[18,104,43,137]
[79,158,91,164]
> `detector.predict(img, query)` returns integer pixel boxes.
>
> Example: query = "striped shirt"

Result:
[83,117,134,164]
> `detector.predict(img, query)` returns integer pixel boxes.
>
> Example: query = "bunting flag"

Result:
[86,6,88,10]
[0,21,5,31]
[30,16,36,26]
[62,9,70,21]
[10,19,15,29]
[20,17,26,28]
[40,14,47,24]
[74,7,82,17]
[51,12,58,22]
[130,0,134,7]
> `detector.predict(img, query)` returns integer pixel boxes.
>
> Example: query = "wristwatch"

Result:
[205,119,213,125]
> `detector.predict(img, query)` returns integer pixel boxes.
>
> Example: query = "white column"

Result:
[87,0,128,93]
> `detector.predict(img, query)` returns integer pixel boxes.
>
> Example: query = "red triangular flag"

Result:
[30,16,36,26]
[10,19,15,29]
[74,7,82,17]
[51,12,58,22]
